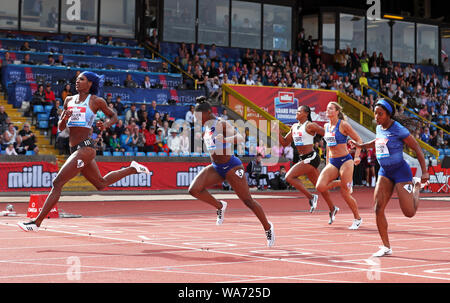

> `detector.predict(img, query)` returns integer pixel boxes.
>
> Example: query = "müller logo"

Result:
[278,92,295,103]
[110,168,153,187]
[8,165,57,188]
[177,166,207,187]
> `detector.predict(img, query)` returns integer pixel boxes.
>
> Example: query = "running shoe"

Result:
[18,221,39,232]
[372,245,392,257]
[265,221,275,247]
[130,161,150,174]
[216,200,227,225]
[309,194,318,213]
[328,206,339,224]
[348,218,363,230]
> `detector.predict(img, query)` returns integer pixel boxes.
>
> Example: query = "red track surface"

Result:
[1,188,449,283]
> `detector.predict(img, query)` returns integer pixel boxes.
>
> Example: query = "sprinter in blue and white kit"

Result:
[188,96,274,247]
[18,71,150,232]
[350,99,429,257]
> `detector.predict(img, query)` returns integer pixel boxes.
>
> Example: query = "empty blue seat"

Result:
[158,152,167,157]
[1,150,7,155]
[25,150,35,156]
[169,152,179,156]
[38,120,49,129]
[201,152,209,157]
[190,152,201,157]
[136,152,146,156]
[124,151,135,156]
[44,105,53,113]
[33,105,44,113]
[180,151,190,157]
[37,113,49,121]
[147,152,157,156]
[103,151,112,156]
[113,151,123,156]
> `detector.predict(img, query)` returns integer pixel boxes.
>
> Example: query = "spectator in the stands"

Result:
[108,133,121,152]
[125,103,139,125]
[147,29,160,51]
[86,35,97,45]
[64,32,73,42]
[142,75,152,89]
[124,74,138,88]
[131,125,145,152]
[208,44,218,62]
[148,100,158,120]
[185,105,195,126]
[17,123,39,155]
[44,84,56,103]
[113,96,125,116]
[153,112,163,128]
[196,43,208,60]
[31,84,46,109]
[20,41,32,52]
[44,55,55,66]
[155,127,169,154]
[106,36,114,46]
[22,53,34,65]
[421,127,431,144]
[0,106,8,131]
[419,104,430,120]
[97,35,106,45]
[61,84,72,101]
[119,128,133,152]
[2,123,18,150]
[443,57,450,77]
[444,117,450,132]
[143,125,157,152]
[167,128,181,153]
[5,143,18,156]
[137,104,147,122]
[55,54,66,66]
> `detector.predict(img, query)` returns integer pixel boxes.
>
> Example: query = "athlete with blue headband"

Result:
[350,98,429,257]
[18,71,150,232]
[188,96,275,247]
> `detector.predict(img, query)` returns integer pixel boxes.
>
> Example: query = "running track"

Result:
[0,188,449,283]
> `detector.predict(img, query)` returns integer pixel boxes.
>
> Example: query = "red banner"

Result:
[427,165,450,193]
[96,161,290,191]
[0,162,59,192]
[227,85,338,126]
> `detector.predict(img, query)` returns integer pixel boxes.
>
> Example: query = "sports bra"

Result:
[291,121,314,146]
[323,119,347,147]
[66,94,96,129]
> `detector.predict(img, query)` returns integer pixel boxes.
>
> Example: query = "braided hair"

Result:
[194,96,212,112]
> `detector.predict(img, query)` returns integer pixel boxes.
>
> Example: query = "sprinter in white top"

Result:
[275,105,337,216]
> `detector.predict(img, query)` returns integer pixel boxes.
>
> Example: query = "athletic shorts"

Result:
[378,160,412,184]
[300,151,320,169]
[212,155,243,179]
[70,138,95,154]
[329,154,353,170]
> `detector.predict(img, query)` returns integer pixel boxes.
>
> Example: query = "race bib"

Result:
[375,138,390,159]
[67,106,86,126]
[203,129,216,151]
[292,130,304,146]
[324,132,337,146]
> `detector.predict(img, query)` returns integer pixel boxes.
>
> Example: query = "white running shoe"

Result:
[18,221,39,232]
[216,200,227,225]
[372,245,392,257]
[130,161,150,174]
[328,206,339,224]
[265,222,275,247]
[309,194,318,213]
[348,218,363,230]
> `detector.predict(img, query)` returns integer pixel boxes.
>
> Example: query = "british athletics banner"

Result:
[0,38,144,57]
[0,50,162,72]
[96,161,290,191]
[0,162,59,192]
[2,64,182,91]
[226,84,338,127]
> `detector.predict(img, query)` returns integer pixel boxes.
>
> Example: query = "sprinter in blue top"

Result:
[188,97,274,247]
[350,99,429,257]
[18,71,150,232]
[316,102,364,229]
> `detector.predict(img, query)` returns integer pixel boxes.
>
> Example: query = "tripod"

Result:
[437,156,450,193]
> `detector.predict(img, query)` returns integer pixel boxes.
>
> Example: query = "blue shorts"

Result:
[329,154,353,170]
[378,160,412,184]
[212,155,243,179]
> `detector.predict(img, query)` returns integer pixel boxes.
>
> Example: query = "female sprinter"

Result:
[276,105,337,214]
[18,71,150,232]
[188,97,274,247]
[316,102,363,229]
[350,99,429,257]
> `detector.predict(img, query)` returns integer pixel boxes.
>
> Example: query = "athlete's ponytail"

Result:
[375,98,420,133]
